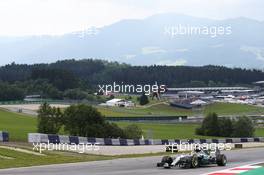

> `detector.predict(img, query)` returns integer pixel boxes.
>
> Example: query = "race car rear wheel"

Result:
[190,154,199,168]
[217,154,227,166]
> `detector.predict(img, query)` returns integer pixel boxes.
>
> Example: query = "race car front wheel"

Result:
[217,154,227,166]
[190,154,199,168]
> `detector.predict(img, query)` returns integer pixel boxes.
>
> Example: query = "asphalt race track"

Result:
[0,148,264,175]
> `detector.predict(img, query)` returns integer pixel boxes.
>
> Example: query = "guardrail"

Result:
[0,131,9,142]
[28,133,264,146]
[106,116,187,122]
[0,100,99,105]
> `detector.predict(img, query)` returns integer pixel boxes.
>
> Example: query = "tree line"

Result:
[1,59,264,101]
[196,113,255,137]
[37,103,143,139]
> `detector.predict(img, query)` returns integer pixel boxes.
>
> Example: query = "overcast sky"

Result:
[0,0,263,36]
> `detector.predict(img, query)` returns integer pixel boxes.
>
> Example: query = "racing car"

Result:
[157,146,227,169]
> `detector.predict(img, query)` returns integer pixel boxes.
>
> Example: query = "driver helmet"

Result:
[194,145,201,152]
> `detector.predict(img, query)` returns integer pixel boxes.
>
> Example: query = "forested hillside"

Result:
[0,59,264,101]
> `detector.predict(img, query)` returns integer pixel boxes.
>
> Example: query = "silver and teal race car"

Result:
[157,147,227,169]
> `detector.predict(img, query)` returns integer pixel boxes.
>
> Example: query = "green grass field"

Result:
[204,102,264,115]
[0,147,112,169]
[256,127,264,137]
[116,122,205,139]
[1,106,264,142]
[0,109,36,141]
[116,122,264,139]
[98,102,264,117]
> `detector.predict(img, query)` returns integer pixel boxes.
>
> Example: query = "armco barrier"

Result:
[106,116,187,122]
[28,133,264,146]
[0,131,9,142]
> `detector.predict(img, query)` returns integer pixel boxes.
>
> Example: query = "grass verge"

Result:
[0,147,112,169]
[0,142,179,169]
[117,122,264,139]
[0,108,36,141]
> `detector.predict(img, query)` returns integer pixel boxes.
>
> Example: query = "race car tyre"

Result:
[217,154,227,166]
[161,156,173,166]
[156,162,163,167]
[190,154,199,168]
